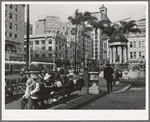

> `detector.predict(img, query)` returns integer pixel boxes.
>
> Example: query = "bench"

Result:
[34,84,83,109]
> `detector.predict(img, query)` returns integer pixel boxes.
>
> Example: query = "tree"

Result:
[68,9,97,68]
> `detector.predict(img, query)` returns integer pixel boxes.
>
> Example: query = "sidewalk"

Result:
[51,82,131,109]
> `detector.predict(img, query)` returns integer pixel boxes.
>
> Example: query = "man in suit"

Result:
[104,63,114,93]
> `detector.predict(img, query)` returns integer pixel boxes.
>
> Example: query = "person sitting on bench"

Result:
[20,78,40,109]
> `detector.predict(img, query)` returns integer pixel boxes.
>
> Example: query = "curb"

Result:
[111,84,132,94]
[52,91,108,109]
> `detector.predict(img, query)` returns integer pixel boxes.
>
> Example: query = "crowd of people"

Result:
[17,65,85,109]
[5,63,123,109]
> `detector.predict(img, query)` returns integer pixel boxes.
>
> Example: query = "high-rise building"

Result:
[35,16,60,34]
[91,4,108,66]
[5,4,25,61]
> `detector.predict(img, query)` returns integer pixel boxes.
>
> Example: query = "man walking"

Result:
[104,63,114,93]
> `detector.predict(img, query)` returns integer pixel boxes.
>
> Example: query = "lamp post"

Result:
[26,4,30,71]
[53,54,55,71]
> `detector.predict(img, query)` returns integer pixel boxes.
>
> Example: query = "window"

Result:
[42,46,45,50]
[139,41,141,47]
[104,42,107,49]
[15,34,17,38]
[49,47,52,51]
[133,41,136,47]
[139,51,141,58]
[5,22,7,28]
[9,23,12,29]
[49,39,52,44]
[35,40,39,45]
[15,24,18,31]
[142,41,145,47]
[10,12,12,19]
[49,54,52,57]
[15,14,17,21]
[35,54,39,58]
[10,5,12,9]
[130,41,132,47]
[134,52,136,59]
[41,40,45,44]
[42,54,45,58]
[5,10,7,17]
[130,52,133,59]
[15,5,18,12]
[9,32,12,37]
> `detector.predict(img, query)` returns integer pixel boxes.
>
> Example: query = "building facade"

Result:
[24,33,70,66]
[5,4,25,61]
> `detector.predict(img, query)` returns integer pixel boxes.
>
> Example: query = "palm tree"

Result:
[68,9,97,69]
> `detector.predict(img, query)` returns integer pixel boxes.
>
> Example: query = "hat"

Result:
[26,78,35,87]
[20,72,23,75]
[44,73,51,80]
[30,73,38,79]
[79,73,83,76]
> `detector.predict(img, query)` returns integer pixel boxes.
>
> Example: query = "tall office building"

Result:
[91,4,108,66]
[5,4,25,61]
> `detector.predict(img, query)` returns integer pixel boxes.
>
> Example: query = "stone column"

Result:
[126,45,128,62]
[124,47,127,63]
[119,46,122,63]
[113,46,116,63]
[116,46,118,60]
[122,46,124,63]
[110,47,112,63]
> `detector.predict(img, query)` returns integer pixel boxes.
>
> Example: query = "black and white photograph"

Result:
[2,1,149,120]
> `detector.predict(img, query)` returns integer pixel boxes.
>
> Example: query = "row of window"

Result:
[130,41,145,48]
[5,11,18,21]
[34,39,52,45]
[5,4,18,12]
[5,31,18,38]
[6,22,18,31]
[130,51,145,59]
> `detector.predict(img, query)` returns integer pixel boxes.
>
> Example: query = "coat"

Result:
[104,66,114,82]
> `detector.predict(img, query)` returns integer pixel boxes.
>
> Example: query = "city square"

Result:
[2,1,148,121]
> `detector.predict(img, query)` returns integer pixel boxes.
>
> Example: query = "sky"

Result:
[24,2,147,34]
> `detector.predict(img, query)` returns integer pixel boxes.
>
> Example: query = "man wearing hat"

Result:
[104,63,114,93]
[20,77,40,109]
[76,73,84,88]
